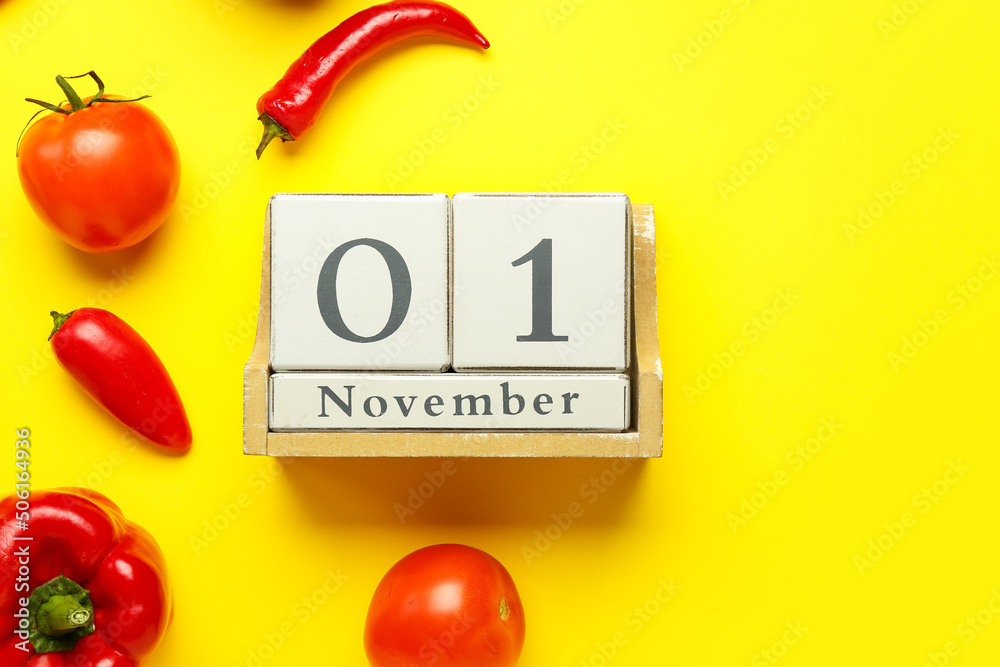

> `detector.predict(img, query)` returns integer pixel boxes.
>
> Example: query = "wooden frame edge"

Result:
[242,202,271,455]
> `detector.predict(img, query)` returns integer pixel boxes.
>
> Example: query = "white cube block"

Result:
[452,193,630,371]
[269,194,450,371]
[270,372,630,431]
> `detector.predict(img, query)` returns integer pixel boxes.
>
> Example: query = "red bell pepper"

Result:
[0,488,173,666]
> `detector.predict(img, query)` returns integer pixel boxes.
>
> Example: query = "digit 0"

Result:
[316,238,412,343]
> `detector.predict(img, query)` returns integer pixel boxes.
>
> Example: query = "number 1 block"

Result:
[269,194,450,371]
[452,193,630,371]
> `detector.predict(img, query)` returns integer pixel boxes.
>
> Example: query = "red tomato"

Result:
[17,79,180,253]
[365,544,525,667]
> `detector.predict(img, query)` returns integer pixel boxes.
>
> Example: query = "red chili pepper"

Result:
[0,488,172,665]
[48,308,192,452]
[255,0,490,158]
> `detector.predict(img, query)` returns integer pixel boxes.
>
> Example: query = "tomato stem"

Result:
[56,75,86,112]
[18,72,152,157]
[49,310,75,341]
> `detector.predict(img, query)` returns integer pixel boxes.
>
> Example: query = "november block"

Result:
[270,372,631,431]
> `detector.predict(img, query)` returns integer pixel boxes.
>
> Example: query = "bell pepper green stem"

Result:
[35,595,93,635]
[27,574,96,653]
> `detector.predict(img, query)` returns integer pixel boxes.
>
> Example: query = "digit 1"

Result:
[511,238,568,342]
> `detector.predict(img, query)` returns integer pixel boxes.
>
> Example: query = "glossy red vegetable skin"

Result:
[0,488,173,665]
[256,0,489,157]
[17,74,180,253]
[49,308,192,452]
[364,544,525,667]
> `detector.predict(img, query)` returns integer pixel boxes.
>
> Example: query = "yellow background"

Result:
[2,0,999,665]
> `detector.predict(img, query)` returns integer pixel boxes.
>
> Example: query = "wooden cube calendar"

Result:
[243,194,662,457]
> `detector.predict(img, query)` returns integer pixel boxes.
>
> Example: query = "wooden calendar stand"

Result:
[243,203,662,457]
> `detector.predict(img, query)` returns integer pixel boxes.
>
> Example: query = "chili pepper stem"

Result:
[256,112,293,159]
[49,310,75,340]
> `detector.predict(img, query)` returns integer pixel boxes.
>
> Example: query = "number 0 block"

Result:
[269,194,450,371]
[452,193,630,371]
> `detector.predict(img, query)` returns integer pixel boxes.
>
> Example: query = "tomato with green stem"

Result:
[17,71,180,253]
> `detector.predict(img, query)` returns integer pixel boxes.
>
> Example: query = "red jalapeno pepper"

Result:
[255,0,490,158]
[48,308,192,452]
